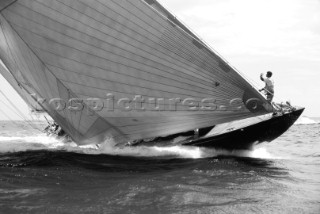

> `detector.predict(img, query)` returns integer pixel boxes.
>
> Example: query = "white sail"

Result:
[0,0,273,145]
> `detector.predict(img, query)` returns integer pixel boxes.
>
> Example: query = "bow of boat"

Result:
[183,107,305,150]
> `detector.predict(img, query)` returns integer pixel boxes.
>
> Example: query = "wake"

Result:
[0,133,279,159]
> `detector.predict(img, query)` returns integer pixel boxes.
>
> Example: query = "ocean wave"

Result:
[295,117,320,125]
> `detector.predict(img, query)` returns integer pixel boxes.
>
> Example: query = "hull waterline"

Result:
[183,108,305,150]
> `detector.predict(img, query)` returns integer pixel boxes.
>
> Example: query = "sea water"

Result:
[0,120,319,214]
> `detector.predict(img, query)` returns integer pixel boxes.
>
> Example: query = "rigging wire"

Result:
[0,106,21,127]
[0,97,26,121]
[44,115,52,125]
[0,89,43,132]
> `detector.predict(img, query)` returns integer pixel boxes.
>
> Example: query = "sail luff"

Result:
[141,0,267,100]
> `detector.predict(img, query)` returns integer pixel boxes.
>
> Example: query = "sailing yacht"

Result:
[0,0,304,150]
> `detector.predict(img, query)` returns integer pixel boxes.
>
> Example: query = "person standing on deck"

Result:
[259,71,274,102]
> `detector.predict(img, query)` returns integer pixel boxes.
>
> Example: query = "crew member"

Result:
[259,71,274,102]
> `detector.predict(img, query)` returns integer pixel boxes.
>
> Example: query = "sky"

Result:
[158,0,320,116]
[0,0,320,120]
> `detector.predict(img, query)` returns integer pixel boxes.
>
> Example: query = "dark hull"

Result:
[183,108,305,150]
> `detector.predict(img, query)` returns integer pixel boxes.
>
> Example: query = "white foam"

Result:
[95,143,204,159]
[0,134,280,160]
[241,147,279,159]
[0,134,77,153]
[295,116,320,125]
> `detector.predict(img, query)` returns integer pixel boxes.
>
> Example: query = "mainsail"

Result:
[0,0,273,145]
